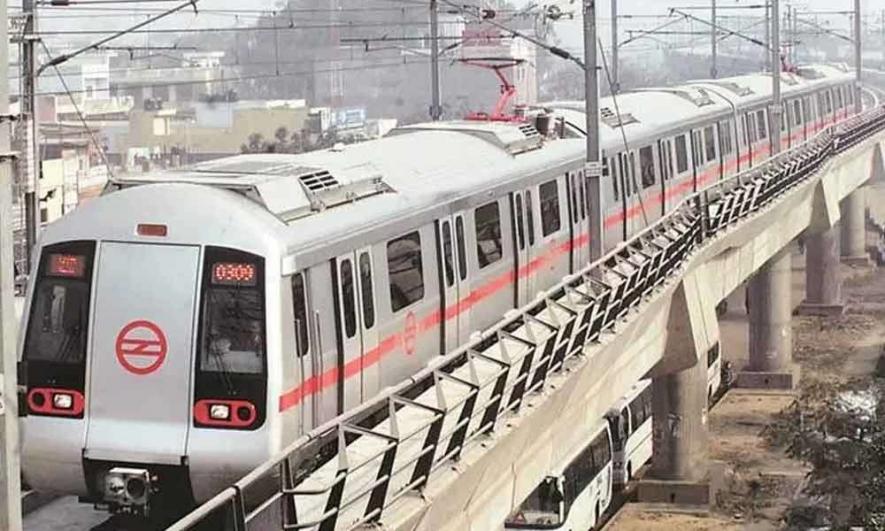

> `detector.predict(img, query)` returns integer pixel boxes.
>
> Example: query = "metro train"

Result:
[19,64,857,517]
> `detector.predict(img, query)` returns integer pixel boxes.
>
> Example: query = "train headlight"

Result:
[209,404,231,421]
[52,393,74,410]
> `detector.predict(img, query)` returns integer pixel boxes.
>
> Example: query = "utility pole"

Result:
[711,0,718,78]
[611,0,619,93]
[853,0,862,114]
[584,0,603,263]
[21,0,39,273]
[770,0,782,156]
[0,0,24,527]
[764,1,771,71]
[429,0,442,120]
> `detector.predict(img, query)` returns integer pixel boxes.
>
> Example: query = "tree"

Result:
[773,386,885,528]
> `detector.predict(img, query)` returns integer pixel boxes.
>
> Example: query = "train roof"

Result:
[546,63,854,150]
[98,63,854,267]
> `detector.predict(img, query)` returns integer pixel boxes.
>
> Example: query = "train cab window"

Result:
[675,135,688,174]
[639,146,655,189]
[475,201,503,268]
[793,100,802,126]
[387,231,425,312]
[755,110,767,140]
[359,253,375,329]
[539,180,562,237]
[703,126,716,163]
[200,248,266,375]
[291,273,309,357]
[525,190,536,246]
[24,241,96,365]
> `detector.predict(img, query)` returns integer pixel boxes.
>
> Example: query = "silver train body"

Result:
[20,65,854,513]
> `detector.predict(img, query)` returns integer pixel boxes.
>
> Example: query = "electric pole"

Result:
[21,0,39,273]
[854,0,862,114]
[0,0,24,527]
[584,0,603,263]
[764,1,771,71]
[770,0,782,156]
[430,0,442,120]
[711,0,718,78]
[611,0,619,93]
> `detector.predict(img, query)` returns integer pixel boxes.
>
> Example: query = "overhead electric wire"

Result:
[38,39,115,179]
[12,57,434,99]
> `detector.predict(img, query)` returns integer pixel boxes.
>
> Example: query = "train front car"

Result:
[19,180,286,518]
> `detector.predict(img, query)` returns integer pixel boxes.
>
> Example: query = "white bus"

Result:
[707,342,723,403]
[606,380,653,486]
[505,421,613,530]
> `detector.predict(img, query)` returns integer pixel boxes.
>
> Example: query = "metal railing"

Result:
[168,105,885,531]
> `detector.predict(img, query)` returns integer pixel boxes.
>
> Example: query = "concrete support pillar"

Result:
[637,360,719,505]
[840,189,870,266]
[798,224,845,316]
[649,360,709,482]
[738,246,798,388]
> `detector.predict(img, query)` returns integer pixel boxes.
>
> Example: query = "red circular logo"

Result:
[403,312,417,356]
[115,320,168,375]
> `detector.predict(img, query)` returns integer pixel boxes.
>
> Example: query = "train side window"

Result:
[441,220,454,287]
[793,100,802,126]
[475,201,503,269]
[525,190,536,246]
[515,195,525,250]
[755,110,767,139]
[578,174,588,219]
[539,180,562,237]
[387,231,425,312]
[455,217,468,280]
[339,259,356,339]
[291,273,309,357]
[719,122,734,155]
[703,126,716,163]
[639,146,655,189]
[607,157,619,200]
[675,135,688,174]
[358,252,375,329]
[628,153,637,195]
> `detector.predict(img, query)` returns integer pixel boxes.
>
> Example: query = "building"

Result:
[115,99,310,169]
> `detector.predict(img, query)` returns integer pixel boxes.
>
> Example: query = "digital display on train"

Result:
[212,262,257,286]
[47,254,86,278]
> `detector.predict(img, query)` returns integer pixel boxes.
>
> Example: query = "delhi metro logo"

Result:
[403,312,417,356]
[115,320,168,375]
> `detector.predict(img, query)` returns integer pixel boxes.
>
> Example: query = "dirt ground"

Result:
[606,259,885,531]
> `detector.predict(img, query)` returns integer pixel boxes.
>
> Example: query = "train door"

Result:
[291,272,316,431]
[355,248,379,400]
[635,145,660,229]
[334,253,361,411]
[566,171,589,272]
[85,242,200,462]
[656,139,672,216]
[690,129,702,192]
[438,217,460,352]
[453,212,471,344]
[511,192,530,306]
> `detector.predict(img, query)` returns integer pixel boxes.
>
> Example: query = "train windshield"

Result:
[505,477,563,529]
[24,242,95,364]
[198,248,266,376]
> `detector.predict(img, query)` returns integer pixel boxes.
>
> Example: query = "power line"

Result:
[11,57,434,98]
